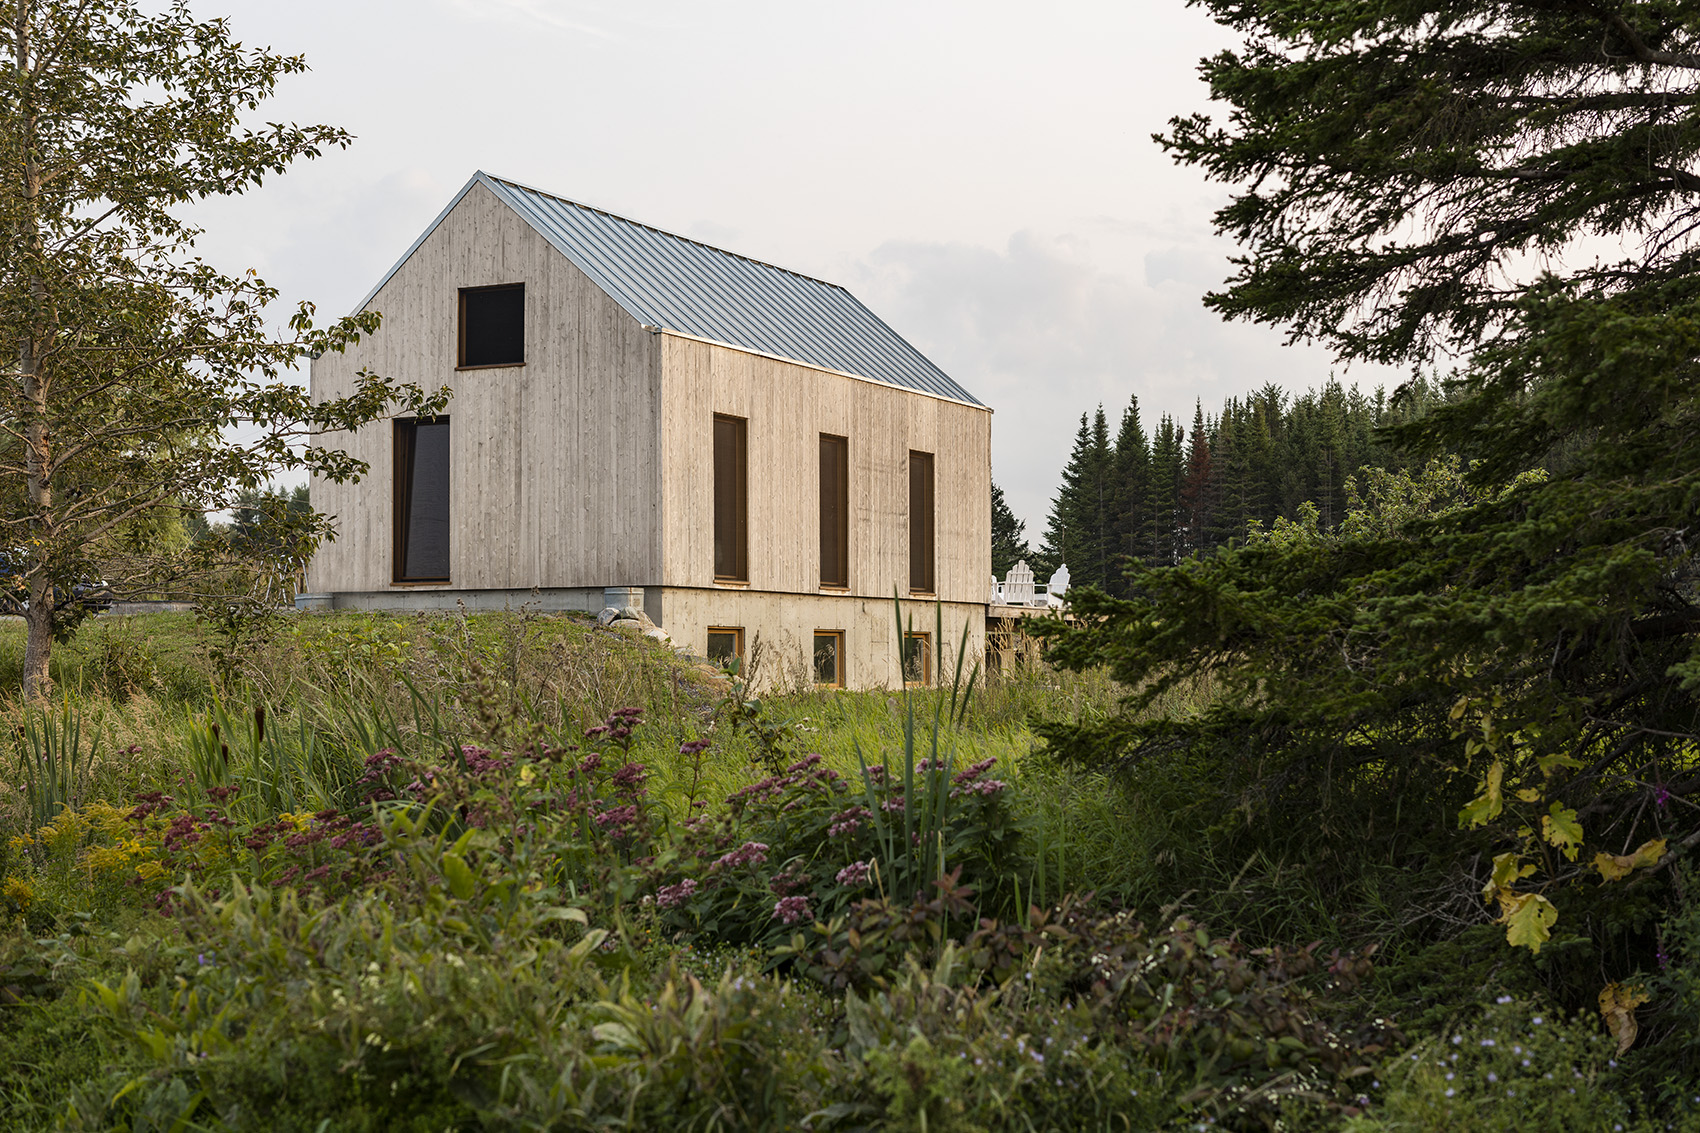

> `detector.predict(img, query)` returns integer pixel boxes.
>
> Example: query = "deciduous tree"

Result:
[0,1,443,696]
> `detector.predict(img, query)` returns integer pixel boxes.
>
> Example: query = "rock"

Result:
[596,606,622,626]
[643,627,671,644]
[609,618,646,635]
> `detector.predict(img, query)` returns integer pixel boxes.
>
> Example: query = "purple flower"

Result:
[772,895,811,925]
[712,841,770,870]
[950,778,1007,799]
[828,806,870,837]
[656,878,698,908]
[610,762,649,794]
[836,860,872,887]
[1655,785,1672,809]
[593,804,641,836]
[679,739,712,756]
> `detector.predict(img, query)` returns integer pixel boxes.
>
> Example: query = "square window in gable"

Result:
[459,284,525,368]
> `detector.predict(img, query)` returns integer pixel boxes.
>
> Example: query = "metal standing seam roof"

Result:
[354,171,985,408]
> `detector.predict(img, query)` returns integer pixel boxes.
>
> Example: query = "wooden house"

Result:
[305,172,992,689]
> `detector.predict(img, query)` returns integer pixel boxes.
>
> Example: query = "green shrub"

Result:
[1345,997,1679,1133]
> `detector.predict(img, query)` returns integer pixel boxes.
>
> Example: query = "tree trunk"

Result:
[22,582,53,700]
[15,4,53,700]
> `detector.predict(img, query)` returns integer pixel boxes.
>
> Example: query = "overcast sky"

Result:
[190,0,1398,543]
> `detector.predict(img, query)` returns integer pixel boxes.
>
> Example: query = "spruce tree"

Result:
[990,481,1030,579]
[1043,0,1700,960]
[1108,395,1151,592]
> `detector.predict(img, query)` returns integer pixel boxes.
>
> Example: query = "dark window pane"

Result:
[902,633,931,685]
[396,419,450,581]
[461,285,525,367]
[814,633,841,686]
[909,451,934,592]
[820,435,848,587]
[714,415,748,580]
[707,629,741,663]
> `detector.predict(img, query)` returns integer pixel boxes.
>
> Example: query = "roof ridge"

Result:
[480,172,851,295]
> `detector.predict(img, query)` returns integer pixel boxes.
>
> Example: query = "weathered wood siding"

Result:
[658,335,992,604]
[309,182,662,593]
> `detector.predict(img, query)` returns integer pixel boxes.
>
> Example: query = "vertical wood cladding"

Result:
[308,180,992,612]
[309,181,662,594]
[658,335,990,604]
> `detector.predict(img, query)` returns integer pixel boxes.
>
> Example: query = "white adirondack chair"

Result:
[1044,563,1070,607]
[1002,560,1035,606]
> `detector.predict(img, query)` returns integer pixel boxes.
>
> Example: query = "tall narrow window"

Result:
[713,414,748,581]
[902,631,932,687]
[820,434,849,588]
[459,284,525,368]
[908,450,935,593]
[395,418,451,581]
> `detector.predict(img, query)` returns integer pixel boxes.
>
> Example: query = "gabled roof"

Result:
[358,171,984,408]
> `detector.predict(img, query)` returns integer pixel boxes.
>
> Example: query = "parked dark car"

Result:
[0,551,113,616]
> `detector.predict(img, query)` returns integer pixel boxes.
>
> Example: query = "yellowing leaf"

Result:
[1598,982,1649,1055]
[1515,788,1541,803]
[1459,761,1505,828]
[1593,838,1668,883]
[1537,751,1583,777]
[1499,891,1558,952]
[1541,803,1584,861]
[1483,851,1535,902]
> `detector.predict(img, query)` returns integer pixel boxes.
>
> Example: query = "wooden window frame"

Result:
[706,626,745,668]
[902,631,932,687]
[908,450,935,594]
[819,433,849,589]
[713,414,749,582]
[393,417,452,584]
[813,630,846,689]
[457,283,526,371]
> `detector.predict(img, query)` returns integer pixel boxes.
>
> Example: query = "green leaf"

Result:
[441,852,477,901]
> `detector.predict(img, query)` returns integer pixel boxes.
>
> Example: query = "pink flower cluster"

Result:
[593,804,641,835]
[609,761,649,794]
[460,744,513,775]
[835,860,873,887]
[656,878,698,908]
[950,757,1007,798]
[711,841,770,871]
[828,805,870,837]
[771,895,811,925]
[769,865,809,895]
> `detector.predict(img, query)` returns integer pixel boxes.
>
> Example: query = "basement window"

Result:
[459,283,525,368]
[902,631,932,687]
[707,627,744,668]
[395,418,451,582]
[820,434,849,588]
[908,450,935,594]
[814,631,845,688]
[713,414,748,581]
